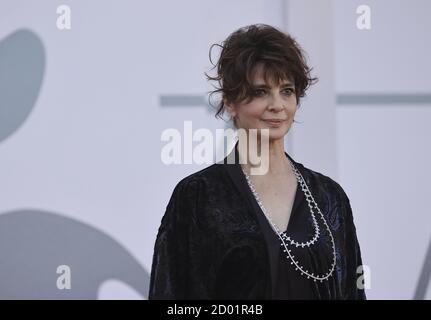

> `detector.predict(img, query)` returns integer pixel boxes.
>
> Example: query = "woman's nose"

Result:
[267,94,285,112]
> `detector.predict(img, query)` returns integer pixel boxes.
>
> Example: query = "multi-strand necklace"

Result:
[241,160,337,282]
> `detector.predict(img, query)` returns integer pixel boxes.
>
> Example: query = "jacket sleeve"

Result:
[340,188,367,300]
[148,178,196,300]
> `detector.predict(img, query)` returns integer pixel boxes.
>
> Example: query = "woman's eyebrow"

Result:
[252,82,295,88]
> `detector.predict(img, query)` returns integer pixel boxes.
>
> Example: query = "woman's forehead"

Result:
[251,64,294,87]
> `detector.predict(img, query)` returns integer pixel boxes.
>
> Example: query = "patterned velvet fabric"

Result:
[149,144,366,300]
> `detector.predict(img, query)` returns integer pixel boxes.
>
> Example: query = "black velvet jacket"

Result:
[149,146,366,300]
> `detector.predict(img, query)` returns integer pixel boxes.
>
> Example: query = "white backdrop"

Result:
[0,0,429,299]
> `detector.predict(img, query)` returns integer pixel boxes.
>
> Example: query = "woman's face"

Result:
[225,64,297,141]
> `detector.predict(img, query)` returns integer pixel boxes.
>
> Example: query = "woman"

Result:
[149,24,366,300]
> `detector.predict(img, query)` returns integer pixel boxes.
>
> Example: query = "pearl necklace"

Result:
[241,160,337,282]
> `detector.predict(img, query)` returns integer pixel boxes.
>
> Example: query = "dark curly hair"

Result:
[205,23,318,122]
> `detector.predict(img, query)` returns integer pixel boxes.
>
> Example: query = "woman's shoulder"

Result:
[296,161,350,204]
[173,163,226,194]
[162,164,225,223]
[296,162,357,233]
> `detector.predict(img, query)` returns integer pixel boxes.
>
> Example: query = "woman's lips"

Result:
[262,119,286,127]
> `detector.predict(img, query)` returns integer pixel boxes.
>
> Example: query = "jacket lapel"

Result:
[219,142,262,222]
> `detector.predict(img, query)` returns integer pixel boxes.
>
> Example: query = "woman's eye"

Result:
[253,88,295,97]
[283,88,295,96]
[253,89,266,97]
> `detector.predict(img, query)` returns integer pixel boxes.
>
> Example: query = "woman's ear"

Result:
[223,99,237,118]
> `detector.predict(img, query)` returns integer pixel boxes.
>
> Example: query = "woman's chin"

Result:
[268,132,287,141]
[264,126,290,141]
[241,124,290,140]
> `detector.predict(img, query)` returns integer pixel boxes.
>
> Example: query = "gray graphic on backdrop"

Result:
[414,237,431,300]
[337,93,431,105]
[0,29,149,299]
[0,210,149,299]
[160,94,209,107]
[160,93,431,108]
[0,29,43,143]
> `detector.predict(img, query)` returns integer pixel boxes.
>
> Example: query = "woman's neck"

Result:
[238,136,291,176]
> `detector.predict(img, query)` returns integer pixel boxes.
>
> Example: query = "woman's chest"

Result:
[250,174,298,233]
